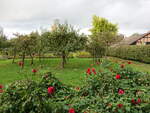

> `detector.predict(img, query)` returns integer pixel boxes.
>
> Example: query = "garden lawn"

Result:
[0,58,97,86]
[1,57,150,87]
[108,57,150,73]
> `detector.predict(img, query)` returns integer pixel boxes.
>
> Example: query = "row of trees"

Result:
[0,16,123,68]
[1,22,87,68]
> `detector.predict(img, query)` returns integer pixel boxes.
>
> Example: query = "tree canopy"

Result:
[46,22,87,68]
[88,15,119,62]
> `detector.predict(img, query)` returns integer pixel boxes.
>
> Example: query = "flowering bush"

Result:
[18,61,24,67]
[72,61,150,113]
[0,85,3,93]
[0,72,73,113]
[0,61,150,113]
[32,69,37,73]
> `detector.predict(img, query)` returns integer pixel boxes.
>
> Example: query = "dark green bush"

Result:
[107,45,150,63]
[0,72,72,113]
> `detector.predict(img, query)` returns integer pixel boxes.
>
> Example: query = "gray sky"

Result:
[0,0,150,38]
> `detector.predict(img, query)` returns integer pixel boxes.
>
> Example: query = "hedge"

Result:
[107,45,150,63]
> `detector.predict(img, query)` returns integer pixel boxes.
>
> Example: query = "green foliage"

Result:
[0,72,72,113]
[73,60,150,113]
[86,36,106,60]
[0,28,10,54]
[69,51,92,58]
[45,22,87,68]
[108,45,150,63]
[90,15,118,36]
[48,22,87,54]
[88,15,119,62]
[0,60,150,113]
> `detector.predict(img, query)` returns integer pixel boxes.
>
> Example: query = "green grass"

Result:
[1,57,150,87]
[108,57,150,73]
[0,58,97,86]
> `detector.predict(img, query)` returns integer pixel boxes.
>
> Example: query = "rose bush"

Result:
[0,61,150,113]
[0,72,74,113]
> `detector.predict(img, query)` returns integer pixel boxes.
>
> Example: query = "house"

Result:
[119,31,150,45]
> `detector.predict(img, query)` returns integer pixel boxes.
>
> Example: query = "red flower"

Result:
[120,64,125,68]
[117,104,123,108]
[48,87,55,95]
[0,85,3,89]
[118,89,124,95]
[18,61,24,67]
[32,69,37,73]
[0,89,3,93]
[86,68,91,75]
[137,98,141,104]
[92,68,96,75]
[75,87,80,91]
[69,108,75,113]
[96,62,100,65]
[128,61,132,64]
[131,99,135,104]
[116,74,121,79]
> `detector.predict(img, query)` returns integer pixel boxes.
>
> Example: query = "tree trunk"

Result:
[12,51,16,63]
[61,52,66,68]
[30,53,34,65]
[38,50,41,62]
[22,52,25,69]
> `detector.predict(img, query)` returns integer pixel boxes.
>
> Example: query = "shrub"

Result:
[74,51,92,58]
[0,72,73,113]
[0,62,150,113]
[72,61,150,113]
[107,45,150,63]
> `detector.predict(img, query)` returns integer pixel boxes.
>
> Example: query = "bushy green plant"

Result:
[0,61,150,113]
[74,51,92,58]
[0,72,73,113]
[72,61,150,113]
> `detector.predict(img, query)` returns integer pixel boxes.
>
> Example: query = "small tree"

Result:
[86,36,106,62]
[47,22,87,68]
[0,27,9,56]
[12,33,38,67]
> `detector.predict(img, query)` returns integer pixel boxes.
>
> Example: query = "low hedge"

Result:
[107,45,150,63]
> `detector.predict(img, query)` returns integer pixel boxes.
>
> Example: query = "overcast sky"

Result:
[0,0,150,38]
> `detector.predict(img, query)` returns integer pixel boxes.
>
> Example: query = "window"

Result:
[146,42,150,45]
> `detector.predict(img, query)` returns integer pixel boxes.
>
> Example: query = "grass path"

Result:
[108,57,150,73]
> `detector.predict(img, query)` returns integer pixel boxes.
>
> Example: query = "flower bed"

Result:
[0,60,150,113]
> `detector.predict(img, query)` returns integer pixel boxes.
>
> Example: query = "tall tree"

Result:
[90,15,118,36]
[89,15,118,62]
[47,22,87,68]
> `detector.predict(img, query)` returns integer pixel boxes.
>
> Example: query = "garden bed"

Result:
[0,59,150,113]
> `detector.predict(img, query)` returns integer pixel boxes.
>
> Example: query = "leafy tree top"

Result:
[47,22,87,54]
[90,15,118,36]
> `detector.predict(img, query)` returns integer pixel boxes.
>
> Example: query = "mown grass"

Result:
[0,57,150,86]
[108,57,150,73]
[0,58,97,86]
